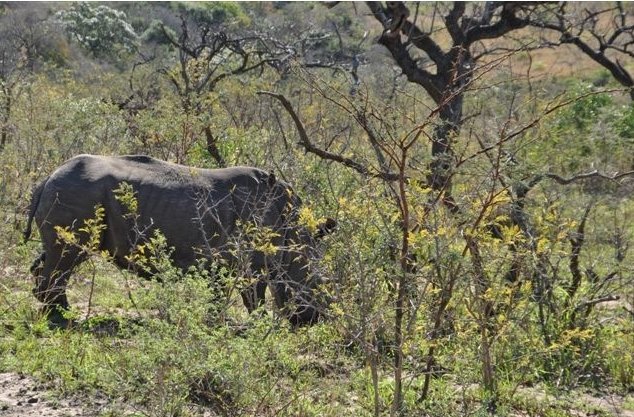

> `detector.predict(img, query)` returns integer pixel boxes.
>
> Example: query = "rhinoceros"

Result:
[24,154,335,326]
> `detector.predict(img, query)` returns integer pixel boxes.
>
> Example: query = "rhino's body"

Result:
[26,154,332,325]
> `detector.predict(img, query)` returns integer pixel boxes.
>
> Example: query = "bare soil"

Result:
[514,386,634,417]
[1,370,632,417]
[0,372,108,417]
[577,391,634,417]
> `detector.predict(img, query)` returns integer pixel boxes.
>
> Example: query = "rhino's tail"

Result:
[23,177,48,243]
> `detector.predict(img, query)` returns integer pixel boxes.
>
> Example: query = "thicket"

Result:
[0,2,633,416]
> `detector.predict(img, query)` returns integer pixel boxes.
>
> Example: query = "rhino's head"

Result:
[264,175,336,326]
[275,218,336,326]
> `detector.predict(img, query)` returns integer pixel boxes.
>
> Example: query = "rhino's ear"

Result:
[315,217,337,239]
[268,171,276,187]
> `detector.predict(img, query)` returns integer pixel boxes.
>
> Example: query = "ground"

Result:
[0,372,106,417]
[513,385,634,417]
[1,371,632,417]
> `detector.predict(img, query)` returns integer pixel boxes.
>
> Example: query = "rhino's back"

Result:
[45,154,269,192]
[35,154,276,254]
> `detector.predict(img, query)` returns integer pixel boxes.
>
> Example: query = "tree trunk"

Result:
[428,92,463,210]
[0,87,10,152]
[203,126,226,167]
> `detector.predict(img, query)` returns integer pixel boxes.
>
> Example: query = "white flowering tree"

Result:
[56,2,138,60]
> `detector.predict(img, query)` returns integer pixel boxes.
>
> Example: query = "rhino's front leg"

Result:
[240,279,267,314]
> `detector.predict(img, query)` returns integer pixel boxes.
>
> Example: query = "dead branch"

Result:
[544,170,634,185]
[256,90,400,182]
[574,295,620,312]
[517,168,634,197]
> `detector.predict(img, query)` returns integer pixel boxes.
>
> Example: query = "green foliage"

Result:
[173,2,249,27]
[113,182,138,215]
[140,19,176,46]
[556,84,612,131]
[519,80,634,177]
[617,104,634,139]
[603,320,634,390]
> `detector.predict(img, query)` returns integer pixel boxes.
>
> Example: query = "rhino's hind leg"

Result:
[33,245,87,316]
[29,252,46,276]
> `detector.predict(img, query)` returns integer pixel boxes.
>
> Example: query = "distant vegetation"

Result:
[0,2,633,416]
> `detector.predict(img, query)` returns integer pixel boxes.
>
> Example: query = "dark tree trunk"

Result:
[203,126,226,168]
[0,92,10,152]
[429,92,463,209]
[369,1,473,208]
[426,45,472,210]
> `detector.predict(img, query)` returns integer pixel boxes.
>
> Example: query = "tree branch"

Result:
[445,2,466,44]
[203,126,226,167]
[567,202,593,300]
[401,18,446,66]
[257,91,400,181]
[366,1,445,101]
[543,170,634,185]
[465,4,531,46]
[527,4,634,99]
[574,295,620,312]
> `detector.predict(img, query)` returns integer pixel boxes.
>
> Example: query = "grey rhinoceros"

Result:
[24,154,335,326]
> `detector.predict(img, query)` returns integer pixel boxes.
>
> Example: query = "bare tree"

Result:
[527,2,634,100]
[365,1,634,208]
[156,6,361,165]
[156,12,288,165]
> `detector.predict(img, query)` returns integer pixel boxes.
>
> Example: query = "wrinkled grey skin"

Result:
[24,154,335,326]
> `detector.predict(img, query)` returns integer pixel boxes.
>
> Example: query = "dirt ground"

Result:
[1,371,633,417]
[0,372,110,417]
[513,386,634,417]
[0,371,221,417]
[579,393,634,417]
